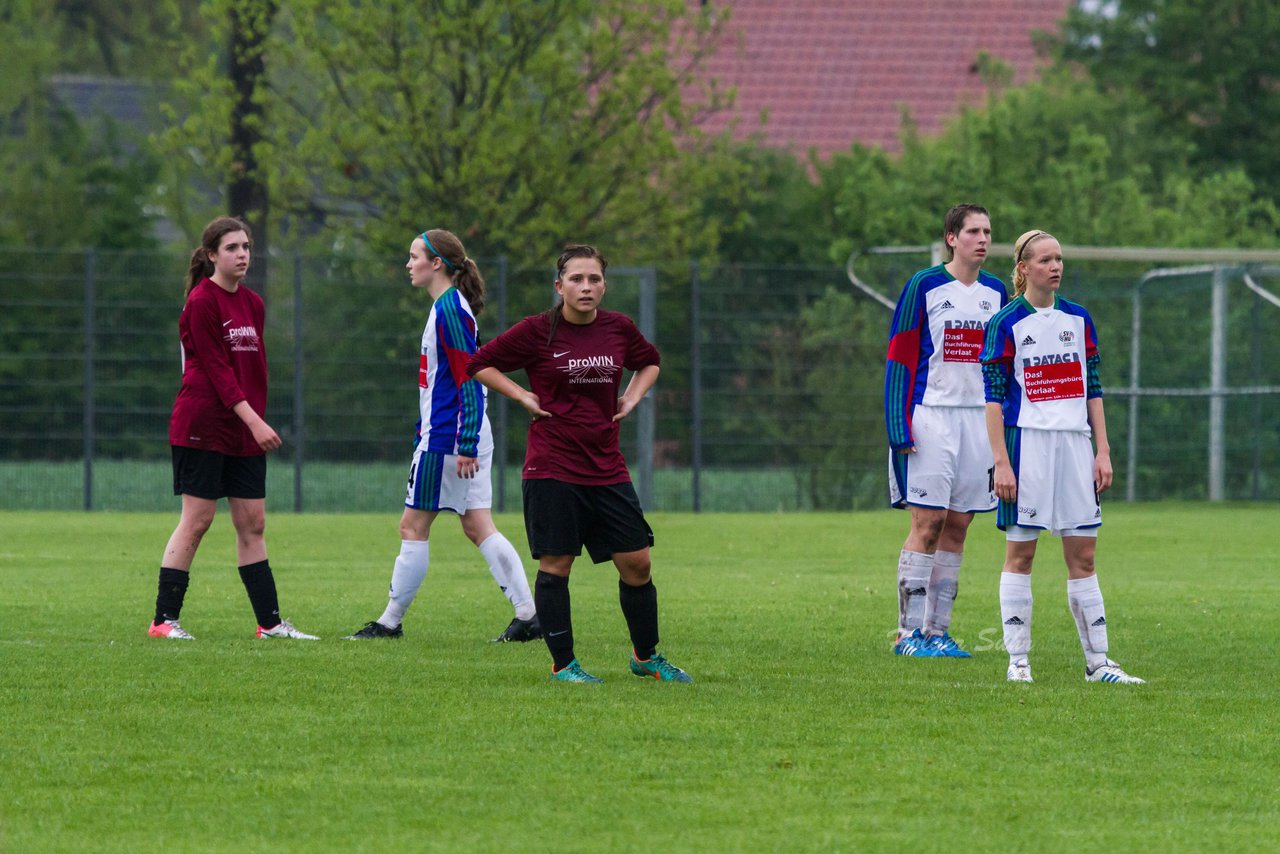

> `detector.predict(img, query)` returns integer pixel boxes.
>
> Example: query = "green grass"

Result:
[0,460,884,513]
[1,504,1276,852]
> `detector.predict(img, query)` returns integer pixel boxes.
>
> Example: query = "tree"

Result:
[50,0,207,78]
[826,68,1280,262]
[226,0,277,300]
[0,2,160,249]
[1056,0,1280,204]
[161,0,742,269]
[700,145,839,266]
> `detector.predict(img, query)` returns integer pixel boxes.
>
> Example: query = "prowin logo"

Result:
[567,355,615,370]
[559,354,619,384]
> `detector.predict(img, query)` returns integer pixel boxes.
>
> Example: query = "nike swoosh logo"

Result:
[553,351,570,358]
[548,630,568,637]
[223,320,234,326]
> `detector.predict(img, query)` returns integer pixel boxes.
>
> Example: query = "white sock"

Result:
[378,539,430,628]
[897,549,934,637]
[1000,571,1032,665]
[478,532,535,621]
[1068,574,1109,670]
[925,549,962,636]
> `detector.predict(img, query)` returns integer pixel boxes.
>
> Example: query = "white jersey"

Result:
[982,295,1101,435]
[885,266,1007,450]
[921,280,1004,407]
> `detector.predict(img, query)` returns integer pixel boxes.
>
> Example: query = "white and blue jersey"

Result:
[417,287,489,457]
[982,294,1104,532]
[885,265,1008,451]
[980,294,1102,434]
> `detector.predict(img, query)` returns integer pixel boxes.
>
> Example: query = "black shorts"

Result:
[172,446,266,500]
[522,479,654,564]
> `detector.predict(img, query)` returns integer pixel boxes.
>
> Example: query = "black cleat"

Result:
[490,615,542,643]
[342,620,404,640]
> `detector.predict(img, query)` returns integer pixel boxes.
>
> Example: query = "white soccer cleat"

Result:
[256,619,320,640]
[148,619,195,640]
[1085,658,1144,684]
[1006,662,1033,683]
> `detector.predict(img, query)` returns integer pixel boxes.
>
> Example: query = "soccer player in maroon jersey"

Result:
[148,216,317,641]
[468,244,691,683]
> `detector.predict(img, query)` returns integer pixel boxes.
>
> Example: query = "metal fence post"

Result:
[1125,281,1142,503]
[293,254,305,513]
[1209,265,1227,501]
[495,255,508,513]
[82,248,97,512]
[636,267,656,509]
[690,260,702,513]
[1251,287,1263,499]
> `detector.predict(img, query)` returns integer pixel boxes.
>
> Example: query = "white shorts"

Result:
[404,444,493,513]
[889,405,995,513]
[997,427,1101,532]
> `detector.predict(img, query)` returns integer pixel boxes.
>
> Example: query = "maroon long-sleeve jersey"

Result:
[168,278,268,457]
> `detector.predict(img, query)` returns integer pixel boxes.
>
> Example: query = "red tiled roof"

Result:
[696,0,1073,157]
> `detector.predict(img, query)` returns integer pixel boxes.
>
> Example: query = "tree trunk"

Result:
[228,0,276,304]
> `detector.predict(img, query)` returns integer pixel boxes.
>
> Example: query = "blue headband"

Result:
[420,232,456,271]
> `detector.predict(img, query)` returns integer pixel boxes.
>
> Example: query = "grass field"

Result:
[0,460,889,513]
[2,504,1277,852]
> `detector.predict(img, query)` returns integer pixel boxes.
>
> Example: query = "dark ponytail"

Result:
[453,257,486,316]
[185,216,251,300]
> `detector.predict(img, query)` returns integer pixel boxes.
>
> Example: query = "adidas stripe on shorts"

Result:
[890,404,996,513]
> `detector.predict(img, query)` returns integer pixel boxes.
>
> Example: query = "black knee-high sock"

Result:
[619,579,659,661]
[535,571,574,670]
[238,560,281,629]
[154,567,190,625]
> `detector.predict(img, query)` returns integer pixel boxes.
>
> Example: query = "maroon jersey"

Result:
[468,309,660,485]
[168,278,268,457]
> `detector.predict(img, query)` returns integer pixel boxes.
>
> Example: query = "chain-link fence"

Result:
[3,246,1278,512]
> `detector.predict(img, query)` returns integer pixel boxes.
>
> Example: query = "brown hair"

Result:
[1011,229,1055,297]
[545,244,608,343]
[185,216,251,299]
[420,228,485,315]
[942,203,989,262]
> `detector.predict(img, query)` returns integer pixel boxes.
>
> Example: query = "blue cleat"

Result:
[551,659,604,684]
[925,632,973,658]
[630,651,693,683]
[893,628,938,656]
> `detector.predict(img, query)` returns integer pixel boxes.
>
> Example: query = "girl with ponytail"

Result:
[150,216,318,641]
[343,228,540,644]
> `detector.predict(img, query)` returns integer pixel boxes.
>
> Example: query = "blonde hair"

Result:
[1011,229,1055,297]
